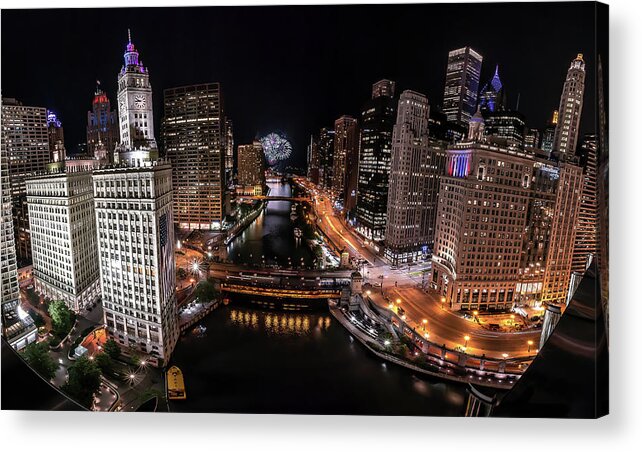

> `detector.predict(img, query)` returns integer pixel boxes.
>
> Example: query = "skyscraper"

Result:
[524,128,541,150]
[385,90,445,265]
[540,110,558,153]
[115,30,158,164]
[87,85,118,161]
[163,83,226,230]
[27,170,100,312]
[355,79,397,243]
[478,65,505,113]
[318,127,335,189]
[307,135,320,185]
[47,110,66,163]
[1,130,37,350]
[331,116,359,211]
[95,31,179,365]
[430,141,583,310]
[237,140,266,195]
[571,134,598,273]
[442,46,483,126]
[553,54,586,156]
[483,110,526,148]
[1,97,50,264]
[224,118,234,187]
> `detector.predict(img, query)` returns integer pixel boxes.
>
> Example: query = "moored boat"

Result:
[166,366,187,400]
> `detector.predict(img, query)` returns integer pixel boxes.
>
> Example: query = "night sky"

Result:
[1,3,599,167]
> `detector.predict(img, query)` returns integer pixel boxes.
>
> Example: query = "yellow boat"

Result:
[166,366,187,400]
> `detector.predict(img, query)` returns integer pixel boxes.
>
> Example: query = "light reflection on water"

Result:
[228,308,330,336]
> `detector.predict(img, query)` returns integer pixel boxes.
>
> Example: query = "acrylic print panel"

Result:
[0,1,608,418]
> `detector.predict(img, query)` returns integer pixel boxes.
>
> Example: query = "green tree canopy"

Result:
[94,352,113,373]
[103,338,121,360]
[62,356,102,408]
[48,300,73,336]
[194,278,218,302]
[22,342,58,380]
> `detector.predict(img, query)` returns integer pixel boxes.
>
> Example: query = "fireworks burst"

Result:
[260,133,292,165]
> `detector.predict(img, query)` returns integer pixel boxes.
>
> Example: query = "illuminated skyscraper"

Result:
[318,127,335,189]
[237,140,265,195]
[553,54,586,156]
[87,85,118,162]
[524,128,541,150]
[27,170,100,312]
[95,31,179,365]
[478,65,505,113]
[355,79,397,243]
[1,133,37,350]
[443,46,483,126]
[1,97,49,264]
[224,118,234,187]
[115,29,158,164]
[571,134,598,274]
[431,141,583,310]
[540,110,558,153]
[163,83,226,229]
[307,135,320,185]
[385,90,445,265]
[483,110,526,149]
[47,110,66,163]
[332,116,359,211]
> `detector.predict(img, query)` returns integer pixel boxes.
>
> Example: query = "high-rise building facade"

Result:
[237,140,266,195]
[478,65,505,114]
[163,83,226,230]
[27,170,100,312]
[224,118,234,187]
[318,127,335,189]
[385,90,445,265]
[571,134,598,273]
[355,79,397,243]
[483,110,526,148]
[524,128,540,150]
[47,110,66,163]
[442,47,483,126]
[93,163,178,365]
[94,31,179,365]
[1,97,50,264]
[430,141,583,310]
[331,116,359,211]
[540,110,558,153]
[1,134,37,350]
[87,86,118,161]
[553,54,586,156]
[307,135,320,185]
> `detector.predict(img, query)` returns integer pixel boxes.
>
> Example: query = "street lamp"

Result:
[502,353,509,359]
[527,340,534,353]
[464,335,470,347]
[396,298,401,304]
[422,319,428,330]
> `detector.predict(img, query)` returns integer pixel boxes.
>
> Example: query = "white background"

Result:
[1,0,639,450]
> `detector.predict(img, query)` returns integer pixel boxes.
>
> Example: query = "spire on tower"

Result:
[128,28,132,44]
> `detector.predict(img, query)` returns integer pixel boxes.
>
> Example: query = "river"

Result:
[169,181,466,415]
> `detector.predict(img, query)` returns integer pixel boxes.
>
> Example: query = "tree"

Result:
[176,267,188,280]
[48,300,73,336]
[103,338,121,360]
[94,352,113,373]
[194,278,218,302]
[22,342,58,380]
[62,356,102,408]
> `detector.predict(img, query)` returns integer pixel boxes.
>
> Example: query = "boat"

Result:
[166,366,187,400]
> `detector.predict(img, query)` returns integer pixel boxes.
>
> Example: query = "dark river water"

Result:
[169,181,466,415]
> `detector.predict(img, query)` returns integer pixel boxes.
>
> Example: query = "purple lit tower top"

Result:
[122,29,145,73]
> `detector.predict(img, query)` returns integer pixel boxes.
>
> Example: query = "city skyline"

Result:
[1,3,599,166]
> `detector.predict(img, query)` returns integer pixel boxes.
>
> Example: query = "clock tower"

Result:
[115,29,158,163]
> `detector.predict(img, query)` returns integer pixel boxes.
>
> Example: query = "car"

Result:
[26,285,34,289]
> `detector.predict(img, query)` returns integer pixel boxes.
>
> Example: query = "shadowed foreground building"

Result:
[355,79,397,243]
[164,83,226,230]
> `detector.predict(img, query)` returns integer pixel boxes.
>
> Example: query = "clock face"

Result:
[134,94,147,109]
